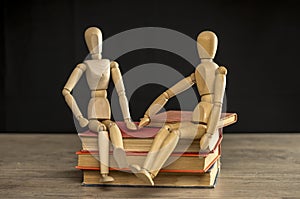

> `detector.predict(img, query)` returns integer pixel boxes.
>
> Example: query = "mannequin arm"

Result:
[139,73,196,127]
[200,66,227,151]
[111,61,137,130]
[62,63,89,127]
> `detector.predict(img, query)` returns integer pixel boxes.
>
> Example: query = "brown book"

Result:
[76,145,221,173]
[80,159,220,187]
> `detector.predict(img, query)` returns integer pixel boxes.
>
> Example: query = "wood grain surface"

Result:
[0,133,299,199]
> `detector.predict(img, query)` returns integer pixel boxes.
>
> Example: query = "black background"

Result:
[1,0,300,133]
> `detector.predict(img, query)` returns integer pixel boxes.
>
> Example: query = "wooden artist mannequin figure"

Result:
[62,27,137,182]
[131,31,227,185]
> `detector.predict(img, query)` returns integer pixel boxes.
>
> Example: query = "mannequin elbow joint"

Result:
[62,88,70,96]
[110,61,119,69]
[216,66,227,75]
[162,92,170,100]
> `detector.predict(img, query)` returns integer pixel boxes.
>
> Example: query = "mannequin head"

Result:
[197,31,218,59]
[84,27,103,60]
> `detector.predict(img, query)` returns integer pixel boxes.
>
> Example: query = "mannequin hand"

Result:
[138,116,150,129]
[77,115,89,127]
[124,118,137,130]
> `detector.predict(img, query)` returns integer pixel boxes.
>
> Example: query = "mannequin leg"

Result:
[137,123,205,185]
[88,119,114,182]
[98,130,114,182]
[149,130,180,177]
[102,120,128,169]
[150,123,205,177]
[143,125,171,170]
[130,125,172,185]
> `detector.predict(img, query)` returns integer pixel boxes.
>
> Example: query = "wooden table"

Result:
[0,133,299,198]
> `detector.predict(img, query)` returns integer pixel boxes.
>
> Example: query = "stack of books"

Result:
[75,111,237,188]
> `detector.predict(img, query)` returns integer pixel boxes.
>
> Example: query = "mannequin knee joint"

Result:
[108,121,117,129]
[163,125,171,131]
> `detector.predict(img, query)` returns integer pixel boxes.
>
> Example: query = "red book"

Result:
[78,111,236,153]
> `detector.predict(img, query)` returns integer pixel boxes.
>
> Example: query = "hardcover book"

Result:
[76,145,221,173]
[79,159,221,188]
[78,111,237,153]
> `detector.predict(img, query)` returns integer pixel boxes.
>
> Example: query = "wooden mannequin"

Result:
[62,27,137,182]
[130,31,227,185]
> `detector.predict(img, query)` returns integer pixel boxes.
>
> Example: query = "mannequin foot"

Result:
[113,147,128,169]
[129,164,141,174]
[138,169,154,186]
[131,167,154,186]
[100,174,114,183]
